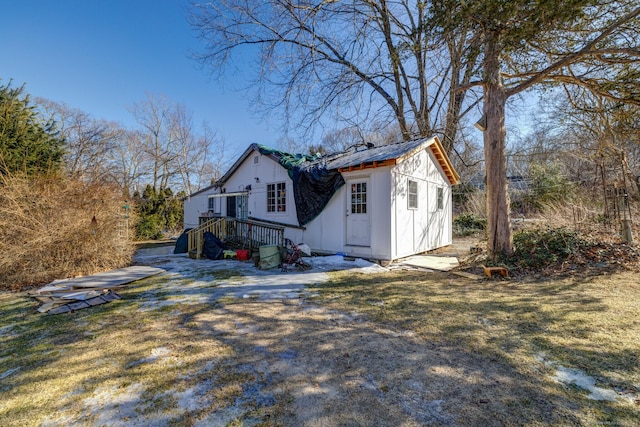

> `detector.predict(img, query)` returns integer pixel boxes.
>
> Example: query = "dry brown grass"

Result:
[311,269,640,426]
[1,254,639,425]
[535,197,638,235]
[461,187,640,239]
[0,287,241,427]
[461,188,487,217]
[0,173,134,290]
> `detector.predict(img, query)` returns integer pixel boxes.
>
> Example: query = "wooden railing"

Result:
[187,217,285,259]
[187,217,227,259]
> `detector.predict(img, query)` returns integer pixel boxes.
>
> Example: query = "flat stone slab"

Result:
[393,255,459,272]
[32,266,166,314]
[452,271,483,280]
[40,266,166,291]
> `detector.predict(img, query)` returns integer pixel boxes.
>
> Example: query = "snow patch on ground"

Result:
[49,247,391,425]
[75,383,152,427]
[552,366,619,401]
[132,249,387,305]
[536,352,619,402]
[126,347,173,368]
[306,255,387,273]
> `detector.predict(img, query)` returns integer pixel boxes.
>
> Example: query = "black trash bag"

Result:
[173,228,192,254]
[204,231,226,250]
[202,231,225,260]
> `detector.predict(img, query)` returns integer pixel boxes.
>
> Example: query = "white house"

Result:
[184,136,459,262]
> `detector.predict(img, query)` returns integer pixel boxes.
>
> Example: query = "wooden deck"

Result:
[187,217,285,259]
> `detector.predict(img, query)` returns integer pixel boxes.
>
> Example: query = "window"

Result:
[407,180,418,209]
[267,182,286,212]
[436,187,444,210]
[237,194,248,220]
[350,182,367,214]
[208,196,221,214]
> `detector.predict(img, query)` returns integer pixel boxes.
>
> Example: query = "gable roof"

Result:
[325,136,459,185]
[187,143,279,198]
[188,136,459,198]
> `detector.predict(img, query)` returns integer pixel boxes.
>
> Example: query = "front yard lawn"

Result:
[310,269,640,425]
[1,266,638,426]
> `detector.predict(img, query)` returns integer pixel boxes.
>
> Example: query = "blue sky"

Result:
[1,0,541,169]
[1,0,276,155]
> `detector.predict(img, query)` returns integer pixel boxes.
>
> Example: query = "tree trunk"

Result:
[483,35,512,259]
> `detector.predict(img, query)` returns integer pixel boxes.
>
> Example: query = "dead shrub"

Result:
[0,173,135,291]
[535,195,640,240]
[461,189,487,218]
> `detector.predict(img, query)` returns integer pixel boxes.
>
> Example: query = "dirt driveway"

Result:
[121,247,579,426]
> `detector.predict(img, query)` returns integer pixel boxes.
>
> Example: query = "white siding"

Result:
[186,149,303,243]
[183,191,215,229]
[391,147,452,259]
[302,167,392,260]
[220,150,297,225]
[185,143,453,261]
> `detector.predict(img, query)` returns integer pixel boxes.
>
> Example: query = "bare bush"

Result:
[462,189,487,218]
[0,174,134,291]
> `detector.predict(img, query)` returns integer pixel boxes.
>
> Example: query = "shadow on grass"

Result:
[1,268,638,426]
[302,270,640,425]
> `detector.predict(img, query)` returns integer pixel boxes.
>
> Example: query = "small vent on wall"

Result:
[253,155,260,164]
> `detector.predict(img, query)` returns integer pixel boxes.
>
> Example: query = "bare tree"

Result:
[38,99,122,182]
[320,127,366,153]
[549,88,640,191]
[129,93,177,192]
[129,93,226,194]
[169,104,223,194]
[106,129,149,197]
[189,0,481,153]
[198,123,227,187]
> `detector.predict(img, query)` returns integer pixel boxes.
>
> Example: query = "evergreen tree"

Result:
[0,81,65,175]
[134,184,184,240]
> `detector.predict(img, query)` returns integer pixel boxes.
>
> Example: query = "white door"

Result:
[346,179,371,246]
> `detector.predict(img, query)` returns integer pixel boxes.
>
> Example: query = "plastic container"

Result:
[236,249,249,261]
[259,245,281,269]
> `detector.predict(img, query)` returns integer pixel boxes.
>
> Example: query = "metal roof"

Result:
[326,137,432,170]
[324,136,459,185]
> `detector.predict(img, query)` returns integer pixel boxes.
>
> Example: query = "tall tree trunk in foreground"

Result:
[483,36,512,258]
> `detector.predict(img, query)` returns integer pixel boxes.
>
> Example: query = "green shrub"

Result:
[453,213,487,236]
[136,215,164,240]
[510,227,585,269]
[528,162,575,210]
[133,185,184,239]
